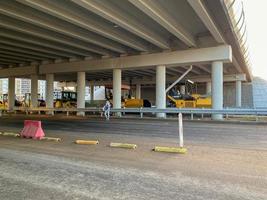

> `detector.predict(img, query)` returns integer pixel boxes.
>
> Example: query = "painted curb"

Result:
[0,132,20,137]
[41,137,61,142]
[154,146,187,154]
[110,142,137,149]
[75,140,99,145]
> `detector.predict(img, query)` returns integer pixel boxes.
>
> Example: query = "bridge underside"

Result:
[0,0,251,119]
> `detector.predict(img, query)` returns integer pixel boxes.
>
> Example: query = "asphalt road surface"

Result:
[0,115,266,200]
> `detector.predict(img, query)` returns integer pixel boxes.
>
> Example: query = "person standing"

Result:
[103,100,111,120]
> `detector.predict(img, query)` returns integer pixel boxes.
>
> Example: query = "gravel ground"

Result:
[0,115,266,200]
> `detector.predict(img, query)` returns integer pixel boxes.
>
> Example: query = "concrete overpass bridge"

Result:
[0,0,251,119]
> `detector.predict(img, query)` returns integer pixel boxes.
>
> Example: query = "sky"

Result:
[243,0,267,79]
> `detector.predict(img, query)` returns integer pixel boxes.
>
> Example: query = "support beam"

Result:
[136,84,141,99]
[40,45,232,74]
[0,65,38,78]
[77,72,86,116]
[130,73,246,85]
[71,0,169,49]
[0,29,96,57]
[236,80,242,107]
[197,65,211,73]
[156,65,166,118]
[211,61,223,120]
[31,74,38,108]
[8,76,15,111]
[0,15,115,56]
[0,2,127,53]
[113,69,121,117]
[187,0,225,43]
[0,37,78,58]
[18,0,149,52]
[46,73,54,114]
[129,0,196,47]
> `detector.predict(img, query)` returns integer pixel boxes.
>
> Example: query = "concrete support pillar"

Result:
[46,74,54,114]
[136,84,141,99]
[8,77,15,111]
[211,61,223,120]
[31,75,38,108]
[180,85,185,95]
[236,80,242,107]
[77,72,86,116]
[156,65,166,118]
[90,84,94,101]
[206,81,212,95]
[113,68,122,117]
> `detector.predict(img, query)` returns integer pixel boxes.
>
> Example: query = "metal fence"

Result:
[1,107,267,117]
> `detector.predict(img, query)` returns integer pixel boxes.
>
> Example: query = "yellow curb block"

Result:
[41,137,61,142]
[75,140,99,145]
[110,142,137,149]
[154,146,187,154]
[0,132,20,137]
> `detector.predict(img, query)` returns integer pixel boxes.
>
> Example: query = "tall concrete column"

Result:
[206,81,212,95]
[180,85,185,95]
[113,68,121,116]
[46,73,54,114]
[31,75,38,108]
[90,84,94,101]
[8,77,15,111]
[77,72,86,116]
[211,61,223,120]
[236,80,242,107]
[136,84,141,99]
[156,65,166,118]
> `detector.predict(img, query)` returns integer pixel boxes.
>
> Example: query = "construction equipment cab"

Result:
[167,80,211,108]
[54,91,77,108]
[104,84,151,108]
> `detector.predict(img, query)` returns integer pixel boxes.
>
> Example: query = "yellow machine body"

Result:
[167,94,211,108]
[124,99,144,108]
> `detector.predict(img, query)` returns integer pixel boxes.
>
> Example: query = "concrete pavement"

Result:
[0,116,266,200]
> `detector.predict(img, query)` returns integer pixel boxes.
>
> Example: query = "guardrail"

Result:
[1,107,267,118]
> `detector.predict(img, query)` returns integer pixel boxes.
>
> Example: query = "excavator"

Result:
[105,84,151,108]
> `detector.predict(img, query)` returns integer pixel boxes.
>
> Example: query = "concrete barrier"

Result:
[20,120,45,140]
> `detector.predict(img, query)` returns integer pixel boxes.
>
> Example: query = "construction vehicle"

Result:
[0,94,8,109]
[54,91,77,108]
[168,93,211,108]
[167,80,211,108]
[105,85,151,108]
[0,94,24,108]
[23,93,46,107]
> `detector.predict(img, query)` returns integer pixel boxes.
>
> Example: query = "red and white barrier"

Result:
[20,120,45,140]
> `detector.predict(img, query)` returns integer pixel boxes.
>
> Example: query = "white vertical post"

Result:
[31,74,38,108]
[77,72,86,116]
[156,65,166,118]
[113,68,121,117]
[136,84,141,99]
[8,77,15,111]
[178,113,184,148]
[211,61,223,120]
[236,80,242,107]
[206,81,212,95]
[46,73,54,114]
